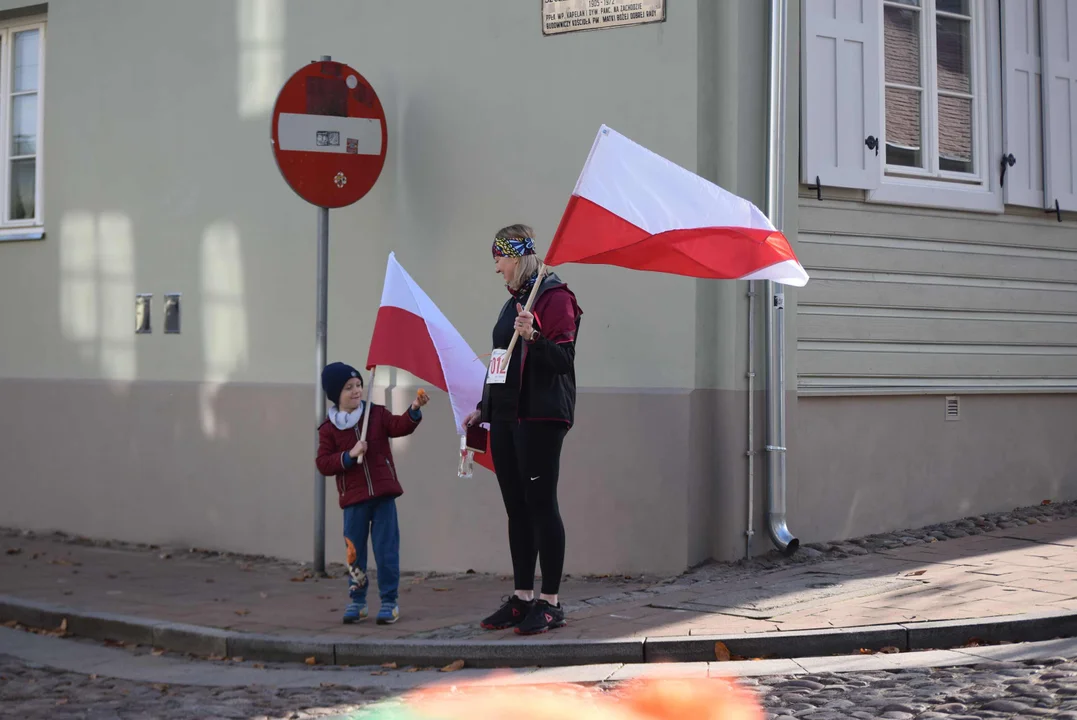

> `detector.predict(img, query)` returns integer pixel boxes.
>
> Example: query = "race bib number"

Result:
[486,349,509,385]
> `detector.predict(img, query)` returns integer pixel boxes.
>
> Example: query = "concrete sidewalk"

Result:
[3,508,1077,666]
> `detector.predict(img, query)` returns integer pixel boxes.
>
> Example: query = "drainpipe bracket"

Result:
[764,445,786,452]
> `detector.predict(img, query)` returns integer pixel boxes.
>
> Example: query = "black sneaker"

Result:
[480,595,533,630]
[515,599,566,635]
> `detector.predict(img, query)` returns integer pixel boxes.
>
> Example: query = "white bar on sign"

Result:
[277,113,382,155]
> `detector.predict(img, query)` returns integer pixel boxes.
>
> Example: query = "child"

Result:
[316,362,429,625]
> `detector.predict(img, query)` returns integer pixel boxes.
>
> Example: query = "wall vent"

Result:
[945,395,960,421]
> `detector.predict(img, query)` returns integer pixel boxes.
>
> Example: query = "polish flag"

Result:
[546,125,809,286]
[366,253,493,472]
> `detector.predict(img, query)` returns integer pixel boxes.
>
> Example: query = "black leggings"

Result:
[489,421,568,596]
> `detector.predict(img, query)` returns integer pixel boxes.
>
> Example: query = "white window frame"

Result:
[869,0,1004,213]
[0,16,45,241]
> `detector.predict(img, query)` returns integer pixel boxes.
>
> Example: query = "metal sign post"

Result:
[271,55,388,574]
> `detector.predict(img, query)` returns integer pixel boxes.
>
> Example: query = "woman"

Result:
[463,224,583,635]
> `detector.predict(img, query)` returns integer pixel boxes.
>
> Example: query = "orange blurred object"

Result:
[395,677,762,720]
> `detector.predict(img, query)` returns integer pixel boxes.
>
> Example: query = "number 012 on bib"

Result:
[485,349,509,385]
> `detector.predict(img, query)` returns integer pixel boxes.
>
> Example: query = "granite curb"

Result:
[3,595,1076,669]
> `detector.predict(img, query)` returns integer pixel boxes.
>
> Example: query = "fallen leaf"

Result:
[405,667,420,673]
[208,654,226,661]
[382,662,398,669]
[231,657,244,663]
[714,641,731,662]
[252,663,265,669]
[1043,499,1053,505]
[2,620,16,629]
[153,683,168,692]
[59,619,68,633]
[370,670,387,676]
[857,648,873,654]
[440,659,466,672]
[320,682,337,689]
[103,639,127,648]
[234,609,251,616]
[432,587,452,592]
[906,570,927,576]
[305,656,317,665]
[878,646,901,654]
[963,637,984,647]
[89,674,98,680]
[151,649,165,657]
[5,547,21,555]
[290,572,313,583]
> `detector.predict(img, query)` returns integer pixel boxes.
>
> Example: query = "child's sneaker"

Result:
[376,603,400,625]
[515,599,566,635]
[342,602,368,624]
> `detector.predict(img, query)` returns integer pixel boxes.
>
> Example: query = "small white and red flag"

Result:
[366,253,493,472]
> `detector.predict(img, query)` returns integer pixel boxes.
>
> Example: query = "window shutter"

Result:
[800,0,881,190]
[1000,0,1045,208]
[1041,0,1077,212]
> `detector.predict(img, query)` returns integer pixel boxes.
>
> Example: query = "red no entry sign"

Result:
[271,60,387,208]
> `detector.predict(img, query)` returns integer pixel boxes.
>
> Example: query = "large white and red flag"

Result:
[366,253,493,472]
[545,125,809,286]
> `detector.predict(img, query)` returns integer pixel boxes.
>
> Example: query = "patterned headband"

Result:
[492,236,536,259]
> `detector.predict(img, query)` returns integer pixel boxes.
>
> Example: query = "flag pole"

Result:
[502,263,547,359]
[356,366,376,464]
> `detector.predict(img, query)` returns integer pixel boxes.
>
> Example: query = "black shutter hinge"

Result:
[865,135,879,156]
[1046,198,1062,222]
[1000,153,1016,187]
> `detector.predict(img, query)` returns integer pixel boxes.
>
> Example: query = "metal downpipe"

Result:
[764,0,799,555]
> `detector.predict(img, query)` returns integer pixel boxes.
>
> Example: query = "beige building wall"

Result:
[0,0,769,575]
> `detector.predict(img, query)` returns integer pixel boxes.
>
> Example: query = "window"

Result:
[0,18,44,240]
[883,0,982,180]
[802,0,1077,215]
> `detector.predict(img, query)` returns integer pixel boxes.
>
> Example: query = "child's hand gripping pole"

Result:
[354,367,375,465]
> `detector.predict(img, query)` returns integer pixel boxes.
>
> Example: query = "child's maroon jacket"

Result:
[316,404,420,509]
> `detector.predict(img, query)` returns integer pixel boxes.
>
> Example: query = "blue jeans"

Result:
[343,496,400,606]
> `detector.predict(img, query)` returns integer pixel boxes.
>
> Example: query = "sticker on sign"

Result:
[279,114,382,155]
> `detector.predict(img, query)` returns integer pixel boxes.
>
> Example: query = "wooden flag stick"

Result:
[356,366,375,464]
[502,263,547,359]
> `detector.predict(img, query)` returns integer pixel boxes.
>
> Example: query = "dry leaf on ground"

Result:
[5,547,22,555]
[382,662,398,669]
[151,649,165,657]
[441,659,466,672]
[906,570,927,576]
[714,641,731,662]
[234,609,250,616]
[878,646,901,654]
[305,656,317,665]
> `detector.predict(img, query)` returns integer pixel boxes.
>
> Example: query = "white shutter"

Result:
[1041,0,1077,212]
[800,0,881,190]
[1000,0,1045,208]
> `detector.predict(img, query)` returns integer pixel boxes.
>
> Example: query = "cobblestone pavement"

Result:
[4,500,1077,644]
[7,653,1077,719]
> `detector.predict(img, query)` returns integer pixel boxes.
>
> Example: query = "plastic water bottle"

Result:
[457,435,474,478]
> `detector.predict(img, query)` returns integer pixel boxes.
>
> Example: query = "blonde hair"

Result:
[495,224,543,291]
